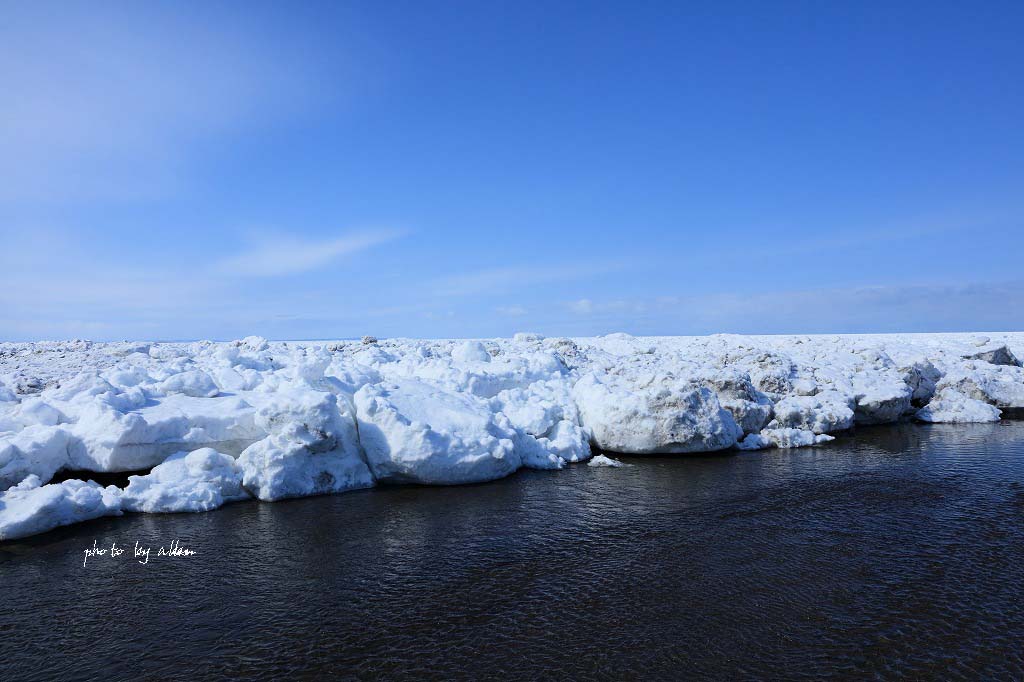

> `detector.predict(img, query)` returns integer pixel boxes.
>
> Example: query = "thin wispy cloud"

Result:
[216,230,405,277]
[0,225,408,340]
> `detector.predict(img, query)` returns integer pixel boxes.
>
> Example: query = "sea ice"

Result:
[588,454,628,467]
[700,369,773,434]
[573,372,742,454]
[121,448,250,512]
[937,364,1024,409]
[961,344,1021,367]
[0,475,121,541]
[354,379,519,484]
[768,392,855,434]
[915,388,1002,423]
[238,389,374,501]
[2,330,1023,540]
[738,428,835,450]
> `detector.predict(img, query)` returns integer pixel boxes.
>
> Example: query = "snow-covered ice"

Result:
[768,392,855,434]
[936,363,1024,409]
[738,428,835,451]
[573,374,742,454]
[0,475,121,541]
[354,379,519,484]
[238,387,374,501]
[121,448,250,513]
[588,454,629,467]
[915,388,1002,424]
[1,331,1022,539]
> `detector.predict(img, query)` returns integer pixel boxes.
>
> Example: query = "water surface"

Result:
[3,422,1024,680]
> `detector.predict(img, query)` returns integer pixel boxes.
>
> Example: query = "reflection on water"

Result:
[3,422,1024,679]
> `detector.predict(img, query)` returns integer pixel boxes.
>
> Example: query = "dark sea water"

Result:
[3,422,1024,681]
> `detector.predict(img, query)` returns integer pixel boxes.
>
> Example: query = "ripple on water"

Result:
[2,422,1024,680]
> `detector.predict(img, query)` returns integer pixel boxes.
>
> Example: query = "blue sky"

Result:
[2,0,1022,340]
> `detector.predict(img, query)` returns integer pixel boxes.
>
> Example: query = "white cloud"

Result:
[216,229,404,277]
[0,224,409,340]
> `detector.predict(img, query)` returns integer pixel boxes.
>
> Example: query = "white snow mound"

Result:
[0,475,121,541]
[121,448,250,512]
[588,454,629,468]
[354,379,519,484]
[915,389,1002,423]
